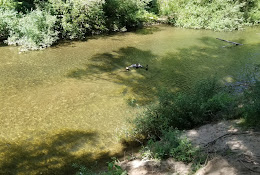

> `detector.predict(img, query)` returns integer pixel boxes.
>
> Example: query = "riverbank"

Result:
[118,120,260,174]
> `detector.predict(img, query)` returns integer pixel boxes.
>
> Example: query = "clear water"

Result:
[0,25,260,174]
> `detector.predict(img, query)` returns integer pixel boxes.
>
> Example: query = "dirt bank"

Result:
[119,120,260,175]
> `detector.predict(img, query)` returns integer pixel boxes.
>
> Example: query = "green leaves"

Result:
[6,9,58,51]
[242,80,260,127]
[131,77,237,139]
[0,8,18,39]
[103,0,151,31]
[141,129,205,169]
[159,0,259,31]
[48,0,106,39]
[72,157,127,175]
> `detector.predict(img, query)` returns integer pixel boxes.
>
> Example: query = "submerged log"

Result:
[216,38,243,46]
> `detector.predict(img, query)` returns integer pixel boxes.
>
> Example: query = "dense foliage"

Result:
[45,0,107,39]
[141,130,206,172]
[1,0,259,50]
[0,8,18,39]
[0,0,155,50]
[131,78,237,138]
[6,9,58,51]
[158,0,260,31]
[131,75,260,138]
[243,79,260,127]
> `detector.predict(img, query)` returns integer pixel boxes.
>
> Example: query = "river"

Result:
[0,25,259,174]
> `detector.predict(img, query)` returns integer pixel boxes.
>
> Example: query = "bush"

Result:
[1,0,156,50]
[146,0,160,14]
[2,0,260,50]
[0,0,39,13]
[72,157,127,175]
[46,0,106,39]
[159,0,258,31]
[103,0,151,31]
[141,129,206,171]
[0,8,18,39]
[6,9,58,51]
[242,80,260,127]
[0,0,17,10]
[247,0,260,24]
[132,78,236,138]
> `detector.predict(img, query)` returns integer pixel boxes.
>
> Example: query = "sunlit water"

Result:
[0,25,260,174]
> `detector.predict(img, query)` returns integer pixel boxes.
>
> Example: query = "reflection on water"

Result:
[0,25,260,174]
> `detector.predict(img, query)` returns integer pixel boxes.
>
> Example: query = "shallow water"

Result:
[0,25,260,174]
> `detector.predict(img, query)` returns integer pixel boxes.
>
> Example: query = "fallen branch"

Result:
[203,131,260,148]
[203,132,249,148]
[216,38,243,46]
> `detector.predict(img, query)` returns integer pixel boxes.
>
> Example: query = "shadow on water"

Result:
[52,40,77,48]
[0,42,8,47]
[0,130,131,175]
[134,26,162,35]
[54,26,163,48]
[67,37,260,105]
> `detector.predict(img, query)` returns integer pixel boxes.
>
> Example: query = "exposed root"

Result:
[203,132,260,148]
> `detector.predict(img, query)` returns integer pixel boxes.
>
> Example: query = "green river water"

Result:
[0,25,260,174]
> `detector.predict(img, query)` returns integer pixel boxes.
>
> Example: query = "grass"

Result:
[140,129,206,173]
[72,157,127,175]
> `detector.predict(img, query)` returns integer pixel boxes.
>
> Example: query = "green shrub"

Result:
[132,78,236,138]
[0,0,39,13]
[176,0,245,31]
[1,0,156,50]
[242,80,260,127]
[46,0,106,39]
[103,0,151,31]
[0,8,18,39]
[159,0,258,31]
[0,0,17,10]
[6,9,58,51]
[2,0,260,50]
[247,0,260,24]
[72,157,127,175]
[146,0,160,14]
[141,130,182,159]
[141,129,206,171]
